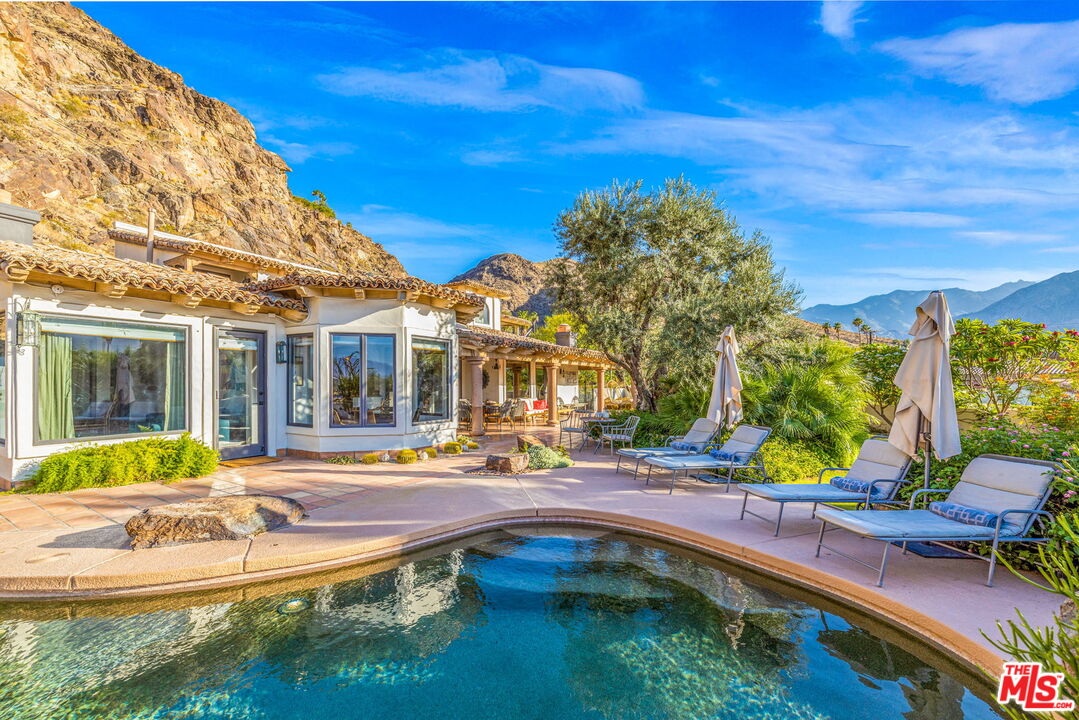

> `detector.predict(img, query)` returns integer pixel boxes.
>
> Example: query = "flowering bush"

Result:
[951,318,1079,417]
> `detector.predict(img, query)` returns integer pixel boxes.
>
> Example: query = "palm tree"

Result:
[833,322,842,333]
[852,318,864,344]
[741,342,869,463]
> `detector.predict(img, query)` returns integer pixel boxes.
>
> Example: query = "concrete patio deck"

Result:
[0,428,1064,678]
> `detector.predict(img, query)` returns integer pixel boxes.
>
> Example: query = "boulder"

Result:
[485,453,529,474]
[516,434,547,451]
[125,495,306,549]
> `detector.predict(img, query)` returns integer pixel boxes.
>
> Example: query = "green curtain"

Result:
[38,334,75,441]
[163,341,185,431]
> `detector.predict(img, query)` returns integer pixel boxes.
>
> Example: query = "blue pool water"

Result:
[0,528,1001,719]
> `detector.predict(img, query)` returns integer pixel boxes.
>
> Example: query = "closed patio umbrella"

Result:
[887,291,961,488]
[706,325,743,428]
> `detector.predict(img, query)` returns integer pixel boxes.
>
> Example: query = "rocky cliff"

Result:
[450,253,559,316]
[0,3,404,274]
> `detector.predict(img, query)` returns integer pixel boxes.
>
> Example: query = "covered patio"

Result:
[456,324,619,434]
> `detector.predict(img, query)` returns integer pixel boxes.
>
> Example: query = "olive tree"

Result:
[548,177,801,412]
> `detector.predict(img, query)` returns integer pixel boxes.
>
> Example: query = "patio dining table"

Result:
[581,415,618,450]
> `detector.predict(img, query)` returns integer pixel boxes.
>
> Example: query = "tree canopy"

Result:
[548,177,801,411]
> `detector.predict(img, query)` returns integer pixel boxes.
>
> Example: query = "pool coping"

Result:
[0,506,1011,680]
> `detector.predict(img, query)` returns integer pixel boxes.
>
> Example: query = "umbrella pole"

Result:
[920,413,932,489]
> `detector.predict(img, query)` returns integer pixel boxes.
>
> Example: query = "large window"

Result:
[331,334,395,427]
[475,301,491,326]
[412,338,449,422]
[37,317,187,443]
[287,334,313,426]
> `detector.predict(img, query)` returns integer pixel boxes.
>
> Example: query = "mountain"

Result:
[801,280,1035,338]
[961,271,1079,329]
[0,3,403,274]
[451,253,560,316]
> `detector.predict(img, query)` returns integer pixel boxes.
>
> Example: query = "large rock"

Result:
[516,434,547,451]
[125,495,306,549]
[485,453,529,474]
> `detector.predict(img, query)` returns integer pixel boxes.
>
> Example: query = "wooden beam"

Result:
[170,294,203,308]
[294,286,320,298]
[353,288,366,299]
[397,290,418,303]
[94,282,128,298]
[230,302,260,315]
[280,308,308,322]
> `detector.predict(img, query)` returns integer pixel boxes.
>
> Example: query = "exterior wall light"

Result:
[16,310,40,349]
[276,340,288,364]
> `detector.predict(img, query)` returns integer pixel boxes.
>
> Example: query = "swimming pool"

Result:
[0,527,1001,719]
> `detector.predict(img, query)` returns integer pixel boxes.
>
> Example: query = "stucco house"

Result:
[0,202,613,487]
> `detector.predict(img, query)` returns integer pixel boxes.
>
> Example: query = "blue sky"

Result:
[78,1,1079,306]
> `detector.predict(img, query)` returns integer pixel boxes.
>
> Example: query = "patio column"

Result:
[544,362,559,425]
[596,367,606,412]
[467,356,486,436]
[528,360,537,399]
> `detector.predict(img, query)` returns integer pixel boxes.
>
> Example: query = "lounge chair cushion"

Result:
[829,475,877,497]
[646,454,746,470]
[670,440,699,451]
[928,501,998,528]
[617,447,690,460]
[708,448,751,462]
[739,482,877,503]
[721,425,770,459]
[603,434,632,442]
[946,456,1056,535]
[681,418,720,445]
[845,438,911,485]
[814,508,999,540]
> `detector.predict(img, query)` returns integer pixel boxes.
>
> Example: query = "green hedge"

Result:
[22,434,219,493]
[759,439,834,485]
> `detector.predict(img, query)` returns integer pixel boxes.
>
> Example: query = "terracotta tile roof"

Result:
[250,272,486,307]
[108,227,334,275]
[456,323,609,363]
[0,241,306,311]
[444,279,511,299]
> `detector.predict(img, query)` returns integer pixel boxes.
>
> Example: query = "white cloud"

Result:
[460,149,524,166]
[317,52,644,112]
[340,205,479,239]
[877,20,1079,104]
[1040,245,1079,254]
[850,211,970,228]
[261,135,354,164]
[954,230,1064,245]
[819,1,864,41]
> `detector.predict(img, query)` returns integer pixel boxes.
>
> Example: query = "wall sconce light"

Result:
[276,340,288,364]
[492,359,500,370]
[16,309,40,349]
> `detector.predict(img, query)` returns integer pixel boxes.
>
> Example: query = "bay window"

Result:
[287,334,313,426]
[412,338,449,422]
[37,317,187,442]
[331,333,395,427]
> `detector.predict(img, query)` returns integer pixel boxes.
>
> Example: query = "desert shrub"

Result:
[527,444,573,470]
[396,449,418,464]
[444,442,462,455]
[361,453,381,464]
[0,104,30,141]
[466,441,479,450]
[457,436,471,444]
[292,189,336,218]
[324,455,356,465]
[988,512,1079,719]
[424,447,438,459]
[24,434,218,493]
[759,439,833,485]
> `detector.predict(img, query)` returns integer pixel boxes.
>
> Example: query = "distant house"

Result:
[0,203,613,487]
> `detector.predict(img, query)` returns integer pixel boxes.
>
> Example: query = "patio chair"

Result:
[558,409,590,450]
[596,415,640,455]
[458,399,472,427]
[814,454,1061,587]
[643,425,772,494]
[614,418,721,476]
[491,400,516,430]
[737,436,912,536]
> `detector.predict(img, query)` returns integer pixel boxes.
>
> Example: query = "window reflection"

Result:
[331,334,395,427]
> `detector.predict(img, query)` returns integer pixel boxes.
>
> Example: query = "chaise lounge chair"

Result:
[614,418,721,476]
[737,437,913,536]
[642,425,772,494]
[814,454,1061,587]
